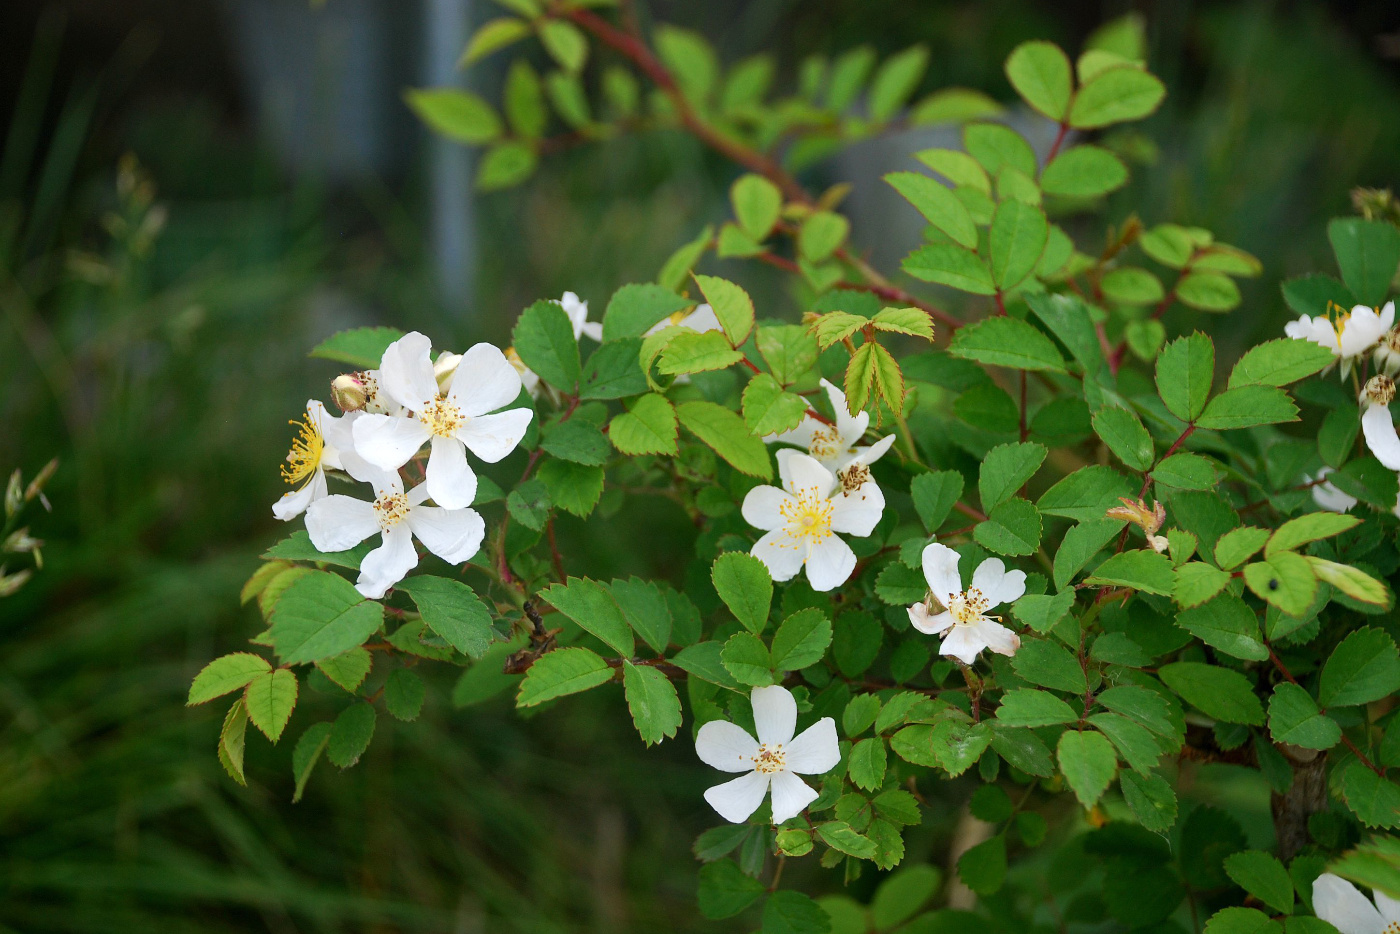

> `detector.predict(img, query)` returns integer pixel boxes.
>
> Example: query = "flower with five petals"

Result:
[909,542,1025,665]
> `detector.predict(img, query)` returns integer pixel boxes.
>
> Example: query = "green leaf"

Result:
[580,338,647,400]
[995,688,1077,727]
[799,211,850,263]
[731,174,782,241]
[868,45,929,121]
[1202,907,1281,934]
[1089,712,1163,775]
[513,299,582,390]
[541,419,610,466]
[1318,627,1400,708]
[291,722,331,802]
[1214,527,1271,570]
[503,59,546,138]
[540,577,633,656]
[1057,730,1118,809]
[1067,64,1166,128]
[609,577,672,655]
[1121,771,1178,833]
[462,17,531,64]
[721,632,775,687]
[1158,662,1264,725]
[1266,513,1359,558]
[885,171,977,248]
[1243,553,1317,617]
[189,653,272,706]
[517,647,614,707]
[1228,339,1337,388]
[1041,145,1129,198]
[538,17,587,71]
[957,835,1007,895]
[757,325,819,387]
[244,669,298,743]
[1328,217,1400,306]
[658,329,745,375]
[1012,590,1076,633]
[677,401,772,478]
[819,820,879,860]
[1176,594,1267,661]
[1011,637,1085,693]
[1053,518,1126,590]
[771,608,832,671]
[309,327,404,369]
[1155,332,1214,423]
[743,374,810,436]
[655,25,718,103]
[916,148,991,192]
[965,123,1037,177]
[1177,272,1242,312]
[988,199,1049,290]
[848,737,888,792]
[327,703,376,768]
[763,890,832,934]
[1101,266,1165,305]
[1267,683,1340,750]
[1038,465,1134,521]
[394,575,495,659]
[902,242,995,295]
[911,87,1003,126]
[1305,556,1389,607]
[218,699,248,785]
[1093,406,1154,472]
[671,641,742,691]
[872,307,935,341]
[1151,452,1218,490]
[1340,760,1400,830]
[979,442,1047,511]
[1197,385,1298,431]
[698,859,766,920]
[475,142,538,191]
[694,274,755,347]
[713,552,773,635]
[622,662,681,746]
[949,316,1066,372]
[872,865,941,930]
[537,459,604,518]
[610,393,678,456]
[1005,40,1073,120]
[270,571,384,665]
[602,284,693,341]
[384,669,425,721]
[1084,550,1175,595]
[316,647,372,693]
[911,470,964,532]
[843,694,883,737]
[974,497,1042,556]
[263,530,372,570]
[990,726,1054,776]
[405,88,502,143]
[931,720,993,777]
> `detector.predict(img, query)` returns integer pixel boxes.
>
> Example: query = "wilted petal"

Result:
[695,720,760,772]
[783,718,839,774]
[703,770,770,824]
[768,770,818,824]
[751,685,797,746]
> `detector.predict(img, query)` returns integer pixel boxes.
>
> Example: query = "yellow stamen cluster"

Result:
[1327,300,1353,341]
[373,492,411,531]
[950,588,991,626]
[753,743,786,774]
[838,464,870,493]
[778,488,834,545]
[418,398,466,438]
[281,416,324,486]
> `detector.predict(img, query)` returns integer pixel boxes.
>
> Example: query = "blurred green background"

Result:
[1,1,1398,930]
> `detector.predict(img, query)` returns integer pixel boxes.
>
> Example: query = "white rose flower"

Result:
[695,684,839,824]
[768,378,897,478]
[272,400,347,521]
[741,449,884,592]
[909,542,1025,665]
[1285,301,1394,377]
[305,461,485,599]
[1359,375,1400,471]
[353,332,532,510]
[1311,872,1400,934]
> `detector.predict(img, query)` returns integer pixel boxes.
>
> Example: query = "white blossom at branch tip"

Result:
[1311,873,1400,934]
[695,684,839,824]
[305,461,485,599]
[908,542,1024,665]
[558,291,603,343]
[351,332,532,511]
[1285,300,1394,376]
[767,379,896,478]
[272,400,347,521]
[741,449,884,592]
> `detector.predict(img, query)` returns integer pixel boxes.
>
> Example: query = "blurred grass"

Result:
[1,1,1398,929]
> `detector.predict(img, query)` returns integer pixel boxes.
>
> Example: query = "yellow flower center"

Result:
[838,464,870,493]
[280,416,324,486]
[778,488,834,545]
[418,398,466,438]
[753,743,786,774]
[373,491,410,531]
[808,427,842,462]
[950,588,991,626]
[1327,300,1353,342]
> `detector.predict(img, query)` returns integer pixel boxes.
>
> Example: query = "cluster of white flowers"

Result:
[1285,301,1400,516]
[272,295,604,597]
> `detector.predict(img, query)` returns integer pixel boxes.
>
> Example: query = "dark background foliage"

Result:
[0,0,1397,930]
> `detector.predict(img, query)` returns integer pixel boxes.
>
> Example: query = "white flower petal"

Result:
[1313,873,1387,934]
[703,770,770,824]
[751,529,807,582]
[971,557,1027,609]
[272,469,325,521]
[768,770,819,824]
[1375,887,1400,925]
[426,436,478,509]
[822,378,869,450]
[1342,305,1392,358]
[767,417,819,450]
[1362,403,1400,470]
[1309,469,1357,513]
[447,342,524,415]
[1285,315,1341,355]
[968,618,1021,658]
[408,504,485,564]
[741,485,792,532]
[783,717,839,774]
[305,494,378,552]
[353,413,431,470]
[829,481,884,537]
[457,409,533,463]
[805,534,856,592]
[751,685,797,746]
[939,625,987,666]
[679,304,721,333]
[921,542,962,604]
[909,605,953,635]
[844,433,897,470]
[580,320,603,343]
[356,524,418,599]
[778,450,836,499]
[379,331,439,410]
[695,720,760,772]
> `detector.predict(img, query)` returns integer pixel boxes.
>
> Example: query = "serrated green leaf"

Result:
[394,575,495,658]
[270,571,384,665]
[1093,406,1154,471]
[189,653,272,706]
[1267,683,1340,750]
[1155,332,1214,423]
[950,316,1066,372]
[610,393,678,455]
[885,171,977,248]
[1058,730,1118,808]
[1158,662,1263,725]
[517,647,614,707]
[677,401,772,478]
[1067,65,1165,128]
[1197,385,1298,431]
[1005,40,1073,120]
[244,669,298,743]
[1319,626,1400,708]
[1084,549,1174,595]
[974,497,1042,556]
[309,327,405,369]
